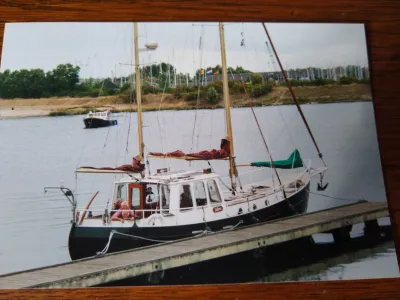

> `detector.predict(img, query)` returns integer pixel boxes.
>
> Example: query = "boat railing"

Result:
[75,186,288,225]
[74,206,192,224]
[75,185,291,224]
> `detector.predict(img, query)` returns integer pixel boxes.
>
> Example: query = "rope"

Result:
[96,219,244,256]
[309,191,364,203]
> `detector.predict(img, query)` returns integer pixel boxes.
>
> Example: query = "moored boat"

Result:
[83,110,118,129]
[51,22,328,261]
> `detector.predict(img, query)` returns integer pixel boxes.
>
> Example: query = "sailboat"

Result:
[57,22,328,261]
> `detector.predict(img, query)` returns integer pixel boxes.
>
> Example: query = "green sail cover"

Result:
[250,149,304,169]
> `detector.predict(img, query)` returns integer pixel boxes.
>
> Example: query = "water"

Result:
[255,240,399,283]
[291,241,399,281]
[0,101,398,281]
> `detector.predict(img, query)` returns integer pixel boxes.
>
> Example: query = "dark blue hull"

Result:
[84,118,118,129]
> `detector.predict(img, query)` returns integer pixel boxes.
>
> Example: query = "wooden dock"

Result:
[0,200,389,289]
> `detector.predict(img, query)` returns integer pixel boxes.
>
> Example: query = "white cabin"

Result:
[85,110,111,121]
[77,167,307,229]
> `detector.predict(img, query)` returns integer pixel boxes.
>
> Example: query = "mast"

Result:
[219,22,237,193]
[134,22,144,165]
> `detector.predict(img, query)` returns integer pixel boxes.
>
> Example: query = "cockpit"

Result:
[111,181,170,219]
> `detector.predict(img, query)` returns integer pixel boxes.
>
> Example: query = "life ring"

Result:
[147,213,164,225]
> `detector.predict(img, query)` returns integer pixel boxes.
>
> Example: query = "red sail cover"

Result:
[80,155,145,173]
[149,137,231,161]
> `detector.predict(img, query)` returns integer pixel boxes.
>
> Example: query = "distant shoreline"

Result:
[0,99,372,120]
[0,84,372,119]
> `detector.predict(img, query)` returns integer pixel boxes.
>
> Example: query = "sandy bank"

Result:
[0,84,372,119]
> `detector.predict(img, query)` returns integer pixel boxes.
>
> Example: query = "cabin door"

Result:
[128,184,144,217]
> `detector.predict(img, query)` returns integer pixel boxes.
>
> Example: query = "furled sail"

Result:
[76,155,145,174]
[243,149,304,169]
[148,136,231,161]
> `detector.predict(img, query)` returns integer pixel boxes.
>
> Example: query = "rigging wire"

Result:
[194,34,209,155]
[242,25,298,179]
[234,25,284,190]
[114,25,132,164]
[261,22,328,191]
[190,24,206,154]
[262,41,297,150]
[209,109,215,149]
[237,72,286,190]
[73,26,127,200]
[125,23,135,154]
[154,42,180,170]
[235,25,275,186]
[261,23,326,168]
[84,25,133,207]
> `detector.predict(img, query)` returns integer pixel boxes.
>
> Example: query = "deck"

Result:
[0,200,389,289]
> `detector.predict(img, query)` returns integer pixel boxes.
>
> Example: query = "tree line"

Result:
[0,64,81,99]
[0,62,369,100]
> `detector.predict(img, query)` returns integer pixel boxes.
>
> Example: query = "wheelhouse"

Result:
[109,169,225,219]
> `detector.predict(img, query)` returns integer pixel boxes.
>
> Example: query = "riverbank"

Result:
[0,84,372,119]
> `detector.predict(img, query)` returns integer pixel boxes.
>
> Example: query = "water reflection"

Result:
[97,231,397,286]
[263,241,398,282]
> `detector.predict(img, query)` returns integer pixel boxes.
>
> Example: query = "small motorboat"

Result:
[83,110,118,129]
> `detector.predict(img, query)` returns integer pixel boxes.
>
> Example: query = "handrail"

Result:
[78,191,99,225]
[77,188,279,217]
[77,208,173,216]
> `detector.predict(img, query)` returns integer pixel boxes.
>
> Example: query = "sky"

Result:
[0,22,370,79]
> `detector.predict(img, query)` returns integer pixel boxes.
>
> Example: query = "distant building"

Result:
[81,64,369,89]
[198,65,369,85]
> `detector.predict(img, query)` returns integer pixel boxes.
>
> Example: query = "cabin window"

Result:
[110,183,128,214]
[207,180,222,203]
[160,184,170,213]
[130,187,141,209]
[194,181,207,207]
[145,183,159,204]
[179,184,193,211]
[116,184,127,202]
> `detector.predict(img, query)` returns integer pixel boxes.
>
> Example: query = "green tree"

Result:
[207,86,219,104]
[0,63,81,99]
[250,73,263,85]
[47,63,80,96]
